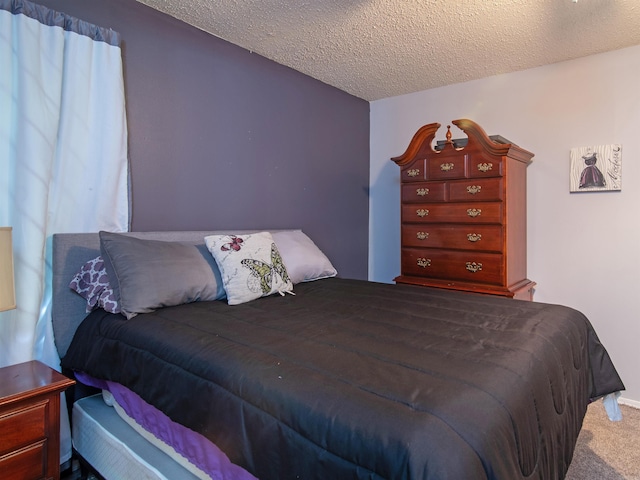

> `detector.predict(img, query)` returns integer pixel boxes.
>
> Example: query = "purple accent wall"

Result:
[34,0,370,280]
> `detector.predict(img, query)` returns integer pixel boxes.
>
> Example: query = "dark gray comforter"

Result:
[62,278,624,480]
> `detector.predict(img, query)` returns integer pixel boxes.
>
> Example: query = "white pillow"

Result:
[205,232,294,305]
[272,230,337,284]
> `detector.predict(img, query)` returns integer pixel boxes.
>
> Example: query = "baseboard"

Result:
[618,396,640,409]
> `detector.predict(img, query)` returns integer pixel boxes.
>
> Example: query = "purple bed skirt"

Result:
[75,371,257,480]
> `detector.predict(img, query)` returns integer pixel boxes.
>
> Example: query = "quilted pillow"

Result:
[69,256,120,314]
[205,232,294,305]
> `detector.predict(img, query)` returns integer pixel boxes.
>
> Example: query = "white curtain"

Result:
[0,0,129,464]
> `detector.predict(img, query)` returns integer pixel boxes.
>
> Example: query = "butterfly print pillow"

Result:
[205,232,294,305]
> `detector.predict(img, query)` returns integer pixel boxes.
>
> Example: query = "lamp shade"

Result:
[0,227,16,312]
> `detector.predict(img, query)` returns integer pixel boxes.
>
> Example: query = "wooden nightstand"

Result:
[0,360,75,480]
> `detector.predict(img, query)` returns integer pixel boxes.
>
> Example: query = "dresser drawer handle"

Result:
[416,231,429,240]
[417,258,431,268]
[440,162,455,171]
[466,185,482,194]
[416,188,429,196]
[477,162,493,173]
[407,169,420,177]
[467,233,482,242]
[467,208,482,217]
[416,209,429,217]
[466,262,483,273]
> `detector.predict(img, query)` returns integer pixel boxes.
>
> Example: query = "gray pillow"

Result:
[99,231,225,319]
[271,230,337,284]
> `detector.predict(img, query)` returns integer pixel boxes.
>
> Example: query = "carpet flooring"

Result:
[566,402,640,480]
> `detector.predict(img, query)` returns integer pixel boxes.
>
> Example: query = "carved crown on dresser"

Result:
[392,119,536,301]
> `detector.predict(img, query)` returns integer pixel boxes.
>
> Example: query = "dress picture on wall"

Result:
[570,144,622,192]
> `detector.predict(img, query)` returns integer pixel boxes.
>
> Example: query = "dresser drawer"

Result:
[0,401,47,454]
[402,182,446,203]
[401,248,503,285]
[0,440,47,480]
[428,155,466,180]
[402,202,502,224]
[402,224,503,252]
[401,160,426,182]
[468,153,503,178]
[448,178,503,202]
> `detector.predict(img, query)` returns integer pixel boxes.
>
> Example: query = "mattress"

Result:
[73,394,203,480]
[63,277,625,480]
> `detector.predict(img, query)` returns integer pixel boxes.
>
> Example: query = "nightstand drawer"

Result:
[0,440,47,479]
[0,401,48,453]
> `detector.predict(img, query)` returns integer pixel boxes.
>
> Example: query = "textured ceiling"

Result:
[136,0,640,101]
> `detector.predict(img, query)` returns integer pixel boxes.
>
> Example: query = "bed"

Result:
[52,230,624,480]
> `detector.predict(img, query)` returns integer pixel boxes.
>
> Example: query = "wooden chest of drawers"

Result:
[392,119,536,300]
[0,361,75,480]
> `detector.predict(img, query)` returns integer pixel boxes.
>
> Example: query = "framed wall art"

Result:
[570,144,622,192]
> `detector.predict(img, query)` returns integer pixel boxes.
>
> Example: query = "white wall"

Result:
[369,44,640,405]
